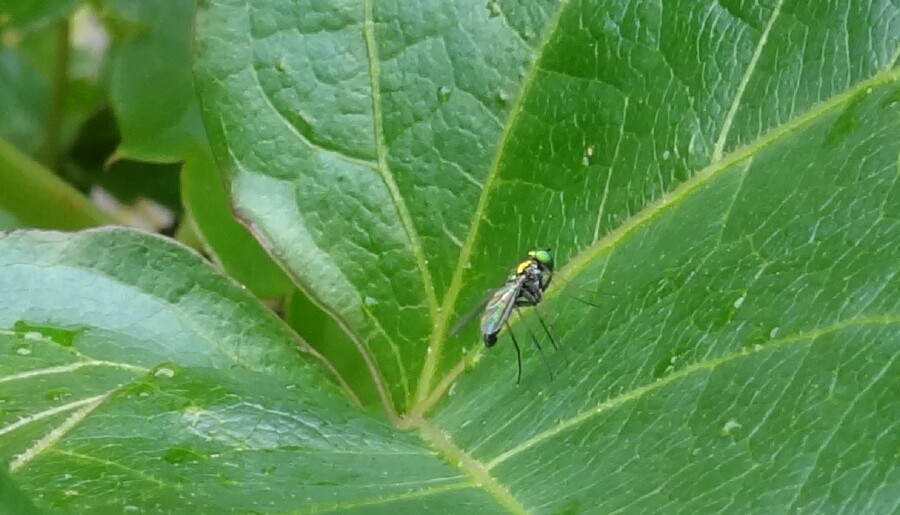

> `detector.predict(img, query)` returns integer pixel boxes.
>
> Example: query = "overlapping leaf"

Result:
[0,229,501,512]
[192,0,900,511]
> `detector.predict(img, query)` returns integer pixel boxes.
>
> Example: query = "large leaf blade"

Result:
[193,0,567,412]
[199,0,900,511]
[0,229,504,512]
[430,78,900,511]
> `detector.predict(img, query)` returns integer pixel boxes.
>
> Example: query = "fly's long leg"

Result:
[553,276,615,307]
[534,308,570,366]
[504,319,523,384]
[571,296,603,308]
[516,309,553,381]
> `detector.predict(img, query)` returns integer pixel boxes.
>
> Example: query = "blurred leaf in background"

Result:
[0,0,293,301]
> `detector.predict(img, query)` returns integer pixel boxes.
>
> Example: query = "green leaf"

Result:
[0,467,41,515]
[181,148,294,300]
[0,46,47,155]
[104,0,206,162]
[0,137,112,229]
[285,289,383,410]
[3,0,897,511]
[0,0,79,33]
[0,229,505,512]
[192,0,900,511]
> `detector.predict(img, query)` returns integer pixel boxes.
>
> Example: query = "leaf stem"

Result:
[410,415,527,515]
[0,138,112,228]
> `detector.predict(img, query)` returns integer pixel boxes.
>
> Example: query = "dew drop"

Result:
[662,150,671,160]
[486,0,501,18]
[582,145,595,166]
[437,85,453,103]
[44,388,72,401]
[688,132,701,155]
[14,344,31,356]
[364,296,378,306]
[720,418,741,436]
[603,17,617,32]
[155,367,175,378]
[732,294,746,309]
[768,326,780,339]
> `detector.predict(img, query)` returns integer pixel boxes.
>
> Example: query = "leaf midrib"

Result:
[361,0,440,413]
[410,0,574,414]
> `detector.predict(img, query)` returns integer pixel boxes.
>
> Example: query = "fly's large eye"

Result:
[532,249,553,268]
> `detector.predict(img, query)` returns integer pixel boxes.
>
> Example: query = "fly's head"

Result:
[528,248,554,273]
[528,248,554,291]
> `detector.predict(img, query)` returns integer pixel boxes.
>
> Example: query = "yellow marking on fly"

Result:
[516,260,531,275]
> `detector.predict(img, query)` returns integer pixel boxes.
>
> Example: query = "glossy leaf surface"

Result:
[0,229,497,512]
[3,0,899,512]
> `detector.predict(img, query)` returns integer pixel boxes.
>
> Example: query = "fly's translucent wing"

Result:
[480,276,525,338]
[448,289,495,337]
[551,276,616,308]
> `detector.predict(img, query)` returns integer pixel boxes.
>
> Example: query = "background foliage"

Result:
[1,0,898,512]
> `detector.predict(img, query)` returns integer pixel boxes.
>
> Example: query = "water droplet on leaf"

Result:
[45,388,72,402]
[582,145,595,166]
[720,418,741,436]
[154,367,175,378]
[486,0,501,18]
[437,85,453,103]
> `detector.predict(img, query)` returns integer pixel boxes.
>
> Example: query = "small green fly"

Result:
[450,248,562,383]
